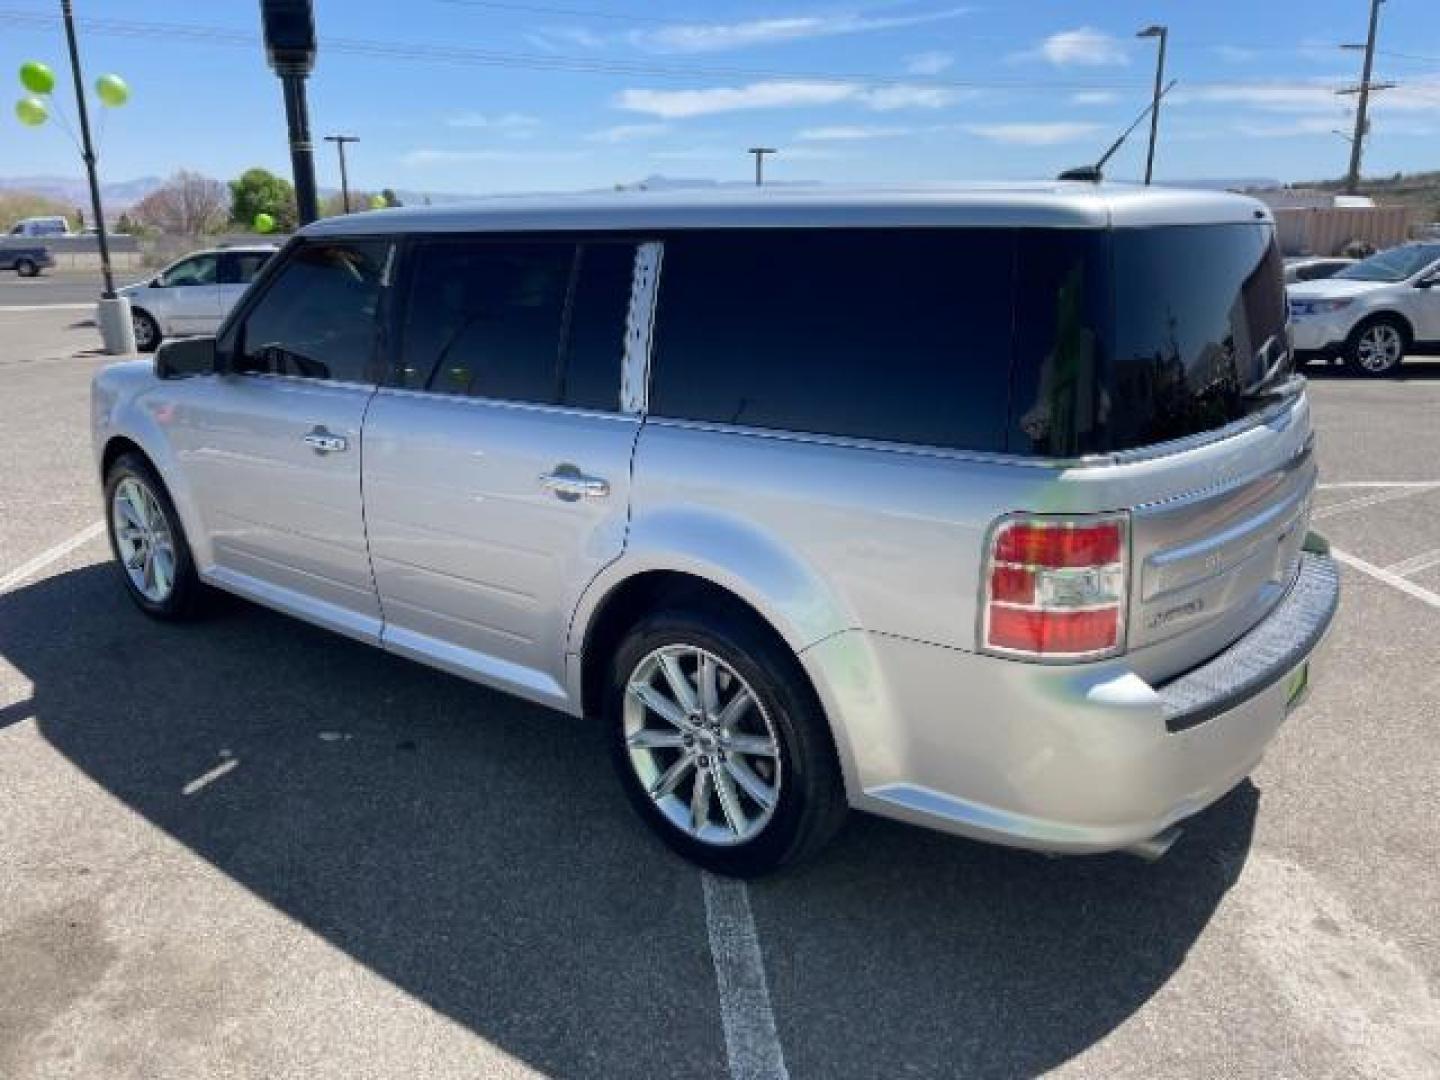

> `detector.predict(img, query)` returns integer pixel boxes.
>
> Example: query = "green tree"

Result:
[381,188,403,207]
[229,168,297,232]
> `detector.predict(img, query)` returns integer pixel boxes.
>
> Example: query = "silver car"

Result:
[91,185,1339,875]
[118,245,276,352]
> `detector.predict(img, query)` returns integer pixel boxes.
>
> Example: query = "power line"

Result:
[432,0,677,23]
[0,9,1163,91]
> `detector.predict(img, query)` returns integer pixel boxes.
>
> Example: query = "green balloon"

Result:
[95,73,129,107]
[15,96,48,127]
[19,61,56,95]
[253,212,276,234]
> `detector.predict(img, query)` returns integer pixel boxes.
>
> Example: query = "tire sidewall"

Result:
[132,310,160,353]
[103,453,200,618]
[16,259,37,278]
[605,608,843,877]
[1346,316,1407,377]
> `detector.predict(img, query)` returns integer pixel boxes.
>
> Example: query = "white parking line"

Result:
[1332,547,1440,611]
[1317,481,1440,490]
[701,872,789,1080]
[1313,486,1440,521]
[1384,547,1440,578]
[0,521,106,594]
[0,303,96,313]
[182,757,239,796]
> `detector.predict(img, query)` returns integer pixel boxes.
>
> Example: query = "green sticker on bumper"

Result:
[1284,662,1309,706]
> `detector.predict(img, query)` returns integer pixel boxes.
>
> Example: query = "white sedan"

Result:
[1287,242,1440,376]
[119,245,277,351]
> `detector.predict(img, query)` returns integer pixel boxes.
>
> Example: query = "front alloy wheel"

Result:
[112,476,178,603]
[624,645,782,846]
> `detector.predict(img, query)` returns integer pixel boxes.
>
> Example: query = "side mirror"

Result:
[154,336,217,379]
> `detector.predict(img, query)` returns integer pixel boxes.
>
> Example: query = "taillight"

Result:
[981,514,1129,661]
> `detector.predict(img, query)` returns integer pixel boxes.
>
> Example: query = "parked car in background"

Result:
[1284,256,1355,284]
[1288,241,1440,375]
[0,244,54,277]
[7,215,70,238]
[118,245,277,351]
[91,185,1337,875]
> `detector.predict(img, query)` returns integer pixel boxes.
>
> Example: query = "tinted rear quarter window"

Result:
[649,230,1015,452]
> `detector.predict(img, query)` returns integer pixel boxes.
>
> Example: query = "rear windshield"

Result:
[1333,243,1440,283]
[648,223,1288,457]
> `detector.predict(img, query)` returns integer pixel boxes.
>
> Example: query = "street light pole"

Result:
[324,134,359,213]
[60,0,114,297]
[261,0,320,225]
[1137,24,1168,185]
[748,147,777,187]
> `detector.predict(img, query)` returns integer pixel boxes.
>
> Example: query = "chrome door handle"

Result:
[540,466,610,501]
[303,428,348,454]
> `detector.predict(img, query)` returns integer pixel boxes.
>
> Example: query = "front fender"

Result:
[566,504,857,659]
[91,361,212,569]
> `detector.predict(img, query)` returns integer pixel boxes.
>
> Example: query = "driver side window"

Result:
[159,255,218,288]
[233,240,390,384]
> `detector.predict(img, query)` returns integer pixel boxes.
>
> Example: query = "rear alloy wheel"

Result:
[1346,318,1407,377]
[607,608,847,876]
[14,258,38,278]
[131,309,160,352]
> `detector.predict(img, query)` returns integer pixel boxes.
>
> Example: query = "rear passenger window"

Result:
[398,241,574,402]
[649,230,1014,452]
[562,243,635,412]
[234,240,388,384]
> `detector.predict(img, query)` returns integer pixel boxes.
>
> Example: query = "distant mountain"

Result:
[0,174,165,208]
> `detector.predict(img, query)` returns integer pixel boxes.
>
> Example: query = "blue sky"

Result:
[4,0,1439,195]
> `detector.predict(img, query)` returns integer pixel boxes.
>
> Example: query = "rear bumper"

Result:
[804,547,1340,854]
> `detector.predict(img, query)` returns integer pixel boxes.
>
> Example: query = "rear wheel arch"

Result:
[101,435,149,483]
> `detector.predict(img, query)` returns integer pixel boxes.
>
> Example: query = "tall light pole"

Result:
[58,1,135,352]
[261,0,319,225]
[1136,25,1167,185]
[748,147,777,187]
[1339,0,1390,195]
[324,134,359,213]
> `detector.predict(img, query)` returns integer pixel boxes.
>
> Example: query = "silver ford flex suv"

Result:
[91,185,1339,876]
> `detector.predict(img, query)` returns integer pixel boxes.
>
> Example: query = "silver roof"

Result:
[301,182,1272,237]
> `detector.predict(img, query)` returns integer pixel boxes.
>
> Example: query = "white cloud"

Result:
[1069,90,1119,106]
[632,8,971,54]
[1170,81,1339,113]
[402,148,586,167]
[797,125,911,141]
[614,79,961,119]
[1021,28,1130,67]
[905,51,954,75]
[446,112,540,133]
[1214,45,1259,63]
[965,122,1101,146]
[586,123,671,144]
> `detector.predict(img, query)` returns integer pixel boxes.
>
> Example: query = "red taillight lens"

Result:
[982,515,1128,661]
[993,522,1122,567]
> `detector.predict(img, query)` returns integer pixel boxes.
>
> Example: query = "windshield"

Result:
[1334,244,1440,283]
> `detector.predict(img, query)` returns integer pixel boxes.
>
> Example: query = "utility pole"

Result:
[261,0,320,225]
[324,134,359,213]
[1339,0,1391,195]
[748,147,777,187]
[60,0,115,297]
[1136,24,1168,185]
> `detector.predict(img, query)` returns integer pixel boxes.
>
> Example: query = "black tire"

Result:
[131,308,161,353]
[1344,315,1408,377]
[606,606,847,876]
[103,452,205,619]
[14,258,38,278]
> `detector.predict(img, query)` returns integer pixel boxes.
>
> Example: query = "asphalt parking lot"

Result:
[1,299,1438,1080]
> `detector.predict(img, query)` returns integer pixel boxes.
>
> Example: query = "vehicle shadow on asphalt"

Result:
[1304,357,1440,380]
[0,565,1258,1080]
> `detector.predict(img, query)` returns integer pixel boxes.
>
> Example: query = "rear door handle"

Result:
[540,465,610,501]
[303,427,348,454]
